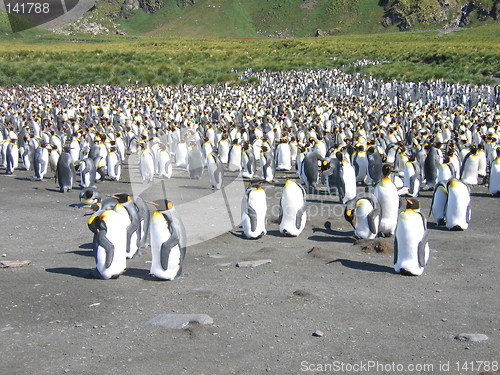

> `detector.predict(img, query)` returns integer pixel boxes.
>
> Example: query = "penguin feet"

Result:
[449,225,464,231]
[399,268,419,277]
[437,219,446,226]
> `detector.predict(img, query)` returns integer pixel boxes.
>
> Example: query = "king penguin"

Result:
[227,139,243,172]
[106,146,122,181]
[489,147,500,196]
[374,164,399,237]
[275,138,292,171]
[241,142,256,179]
[33,143,49,181]
[445,178,471,231]
[299,151,322,192]
[80,186,101,206]
[74,158,96,188]
[394,199,430,276]
[187,143,204,179]
[429,181,448,226]
[112,193,141,258]
[207,152,224,190]
[345,192,380,240]
[260,146,275,183]
[279,179,307,237]
[460,145,480,185]
[149,199,187,280]
[56,146,76,192]
[139,142,155,184]
[241,185,267,239]
[88,204,128,280]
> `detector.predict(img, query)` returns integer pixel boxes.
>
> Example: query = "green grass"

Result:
[0,23,498,86]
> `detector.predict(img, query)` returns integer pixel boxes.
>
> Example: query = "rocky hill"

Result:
[55,0,499,36]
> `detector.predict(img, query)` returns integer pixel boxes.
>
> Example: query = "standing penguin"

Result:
[489,147,500,196]
[429,181,448,226]
[74,158,96,188]
[241,142,256,179]
[275,138,292,171]
[217,134,230,164]
[460,145,480,185]
[424,143,441,190]
[158,144,172,179]
[437,155,456,183]
[394,199,430,276]
[353,145,368,184]
[106,146,122,181]
[187,143,204,179]
[366,145,384,185]
[207,152,224,190]
[5,140,18,174]
[88,205,128,280]
[401,155,421,197]
[56,146,76,192]
[139,143,155,184]
[260,146,275,183]
[227,139,243,172]
[279,179,307,237]
[374,164,399,237]
[345,193,380,240]
[48,144,60,176]
[299,151,322,192]
[33,143,49,181]
[241,185,267,239]
[112,193,141,259]
[149,199,187,280]
[445,178,471,231]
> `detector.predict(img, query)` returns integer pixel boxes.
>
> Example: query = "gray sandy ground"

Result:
[0,159,498,375]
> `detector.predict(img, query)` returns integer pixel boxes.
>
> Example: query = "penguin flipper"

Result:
[295,203,307,230]
[160,230,180,271]
[409,174,419,196]
[247,205,258,233]
[96,232,115,269]
[278,199,283,225]
[394,237,398,265]
[417,230,428,268]
[367,207,380,235]
[466,203,471,224]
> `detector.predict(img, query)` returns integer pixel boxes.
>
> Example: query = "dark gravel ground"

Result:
[1,159,499,375]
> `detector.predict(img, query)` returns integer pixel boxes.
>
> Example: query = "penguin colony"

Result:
[1,68,499,278]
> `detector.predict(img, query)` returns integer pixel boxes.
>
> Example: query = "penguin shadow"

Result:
[308,221,355,244]
[46,267,98,279]
[44,188,64,193]
[427,222,452,232]
[14,176,34,182]
[66,243,94,257]
[327,258,397,274]
[471,192,493,198]
[122,267,155,281]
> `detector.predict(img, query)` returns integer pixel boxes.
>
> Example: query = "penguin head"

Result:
[319,159,330,172]
[88,214,106,234]
[151,199,174,212]
[405,199,420,211]
[112,193,132,204]
[382,164,392,178]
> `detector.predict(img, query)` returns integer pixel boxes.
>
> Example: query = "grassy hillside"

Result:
[114,0,389,37]
[0,23,498,86]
